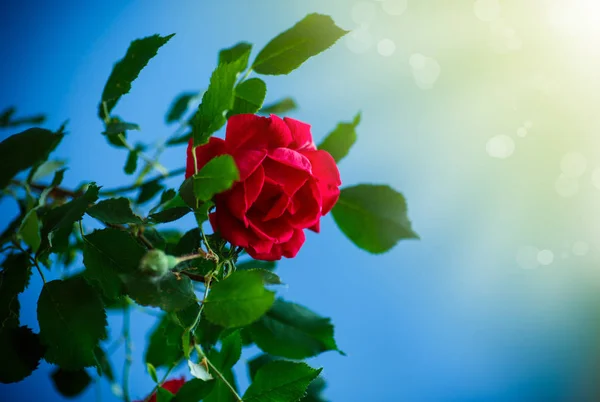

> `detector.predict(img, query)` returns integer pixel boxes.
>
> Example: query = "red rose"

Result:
[135,377,186,402]
[186,114,341,260]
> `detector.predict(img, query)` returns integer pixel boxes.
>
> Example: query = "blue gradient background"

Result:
[3,0,600,401]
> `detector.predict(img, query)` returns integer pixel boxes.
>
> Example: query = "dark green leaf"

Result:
[51,368,91,397]
[18,209,41,252]
[332,184,418,254]
[193,155,239,202]
[229,78,267,116]
[37,278,107,369]
[249,299,340,359]
[174,229,200,257]
[218,42,252,71]
[146,315,184,368]
[124,149,139,175]
[166,92,198,123]
[0,107,45,128]
[0,326,45,383]
[157,387,175,402]
[149,207,192,224]
[318,112,360,162]
[252,14,348,75]
[87,197,143,225]
[204,270,275,328]
[138,181,166,205]
[102,121,140,135]
[247,354,277,381]
[94,346,114,381]
[260,97,297,115]
[99,34,175,119]
[82,228,146,300]
[301,376,327,402]
[0,253,31,328]
[172,378,215,402]
[192,46,251,145]
[125,272,197,312]
[236,259,276,271]
[250,269,283,285]
[40,183,100,253]
[0,128,63,189]
[243,361,322,402]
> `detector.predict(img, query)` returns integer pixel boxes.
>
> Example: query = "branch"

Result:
[100,167,186,195]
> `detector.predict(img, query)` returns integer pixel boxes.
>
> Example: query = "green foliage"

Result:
[0,253,31,328]
[243,360,322,402]
[260,97,297,115]
[332,184,419,253]
[193,155,240,202]
[0,106,45,128]
[149,206,192,224]
[18,209,41,252]
[218,42,252,71]
[204,270,275,328]
[37,278,107,369]
[249,299,340,359]
[0,128,63,189]
[172,379,215,402]
[229,78,267,116]
[0,326,45,383]
[99,33,175,119]
[51,368,92,398]
[146,314,185,368]
[166,92,198,123]
[125,271,197,312]
[318,112,361,163]
[252,14,348,75]
[193,44,251,145]
[102,121,140,135]
[87,197,143,225]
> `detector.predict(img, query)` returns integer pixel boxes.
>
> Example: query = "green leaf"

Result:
[229,78,267,116]
[94,346,114,381]
[243,361,322,402]
[193,155,239,202]
[260,97,297,115]
[249,299,340,359]
[0,253,31,328]
[172,378,215,402]
[146,314,185,369]
[87,197,143,225]
[157,387,175,402]
[332,184,418,254]
[102,121,140,135]
[0,128,63,189]
[166,92,199,123]
[82,228,146,300]
[147,362,159,382]
[174,229,201,256]
[37,278,108,369]
[301,377,327,402]
[51,368,92,397]
[18,209,41,252]
[124,148,139,175]
[30,160,66,182]
[204,270,275,328]
[219,331,242,370]
[194,314,224,351]
[0,326,45,383]
[236,259,276,271]
[218,42,252,71]
[40,183,100,253]
[138,181,165,205]
[252,13,348,75]
[99,33,175,119]
[318,112,360,163]
[125,272,197,312]
[192,46,251,145]
[0,107,45,128]
[149,207,192,224]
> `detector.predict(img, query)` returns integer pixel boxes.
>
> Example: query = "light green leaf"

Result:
[243,361,322,402]
[332,184,418,254]
[82,228,146,300]
[318,112,360,162]
[252,13,348,75]
[188,360,214,381]
[0,128,63,189]
[249,299,340,359]
[218,42,252,71]
[30,160,66,183]
[18,209,41,252]
[204,270,275,328]
[99,33,175,119]
[193,155,239,202]
[147,363,159,383]
[229,78,267,116]
[260,97,297,115]
[37,278,107,369]
[192,46,251,145]
[166,92,198,123]
[87,197,143,225]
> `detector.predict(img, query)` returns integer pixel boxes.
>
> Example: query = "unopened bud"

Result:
[139,250,179,277]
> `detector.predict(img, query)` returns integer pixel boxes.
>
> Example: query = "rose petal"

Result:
[308,221,320,233]
[245,166,265,207]
[287,180,321,228]
[262,158,308,196]
[186,137,227,178]
[232,149,266,180]
[223,183,248,226]
[225,114,292,152]
[268,148,312,173]
[281,229,306,258]
[210,208,254,248]
[247,245,282,261]
[303,150,342,215]
[263,193,290,222]
[284,117,316,151]
[248,216,295,244]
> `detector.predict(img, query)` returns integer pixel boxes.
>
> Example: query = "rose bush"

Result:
[135,377,185,402]
[187,114,341,260]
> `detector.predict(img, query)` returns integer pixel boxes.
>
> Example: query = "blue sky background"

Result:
[3,0,600,401]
